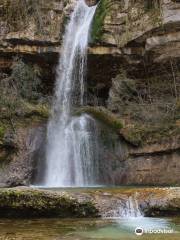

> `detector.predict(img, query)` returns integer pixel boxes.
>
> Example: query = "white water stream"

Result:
[43,0,99,187]
[103,195,143,219]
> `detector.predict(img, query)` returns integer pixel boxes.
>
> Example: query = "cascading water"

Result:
[120,196,143,218]
[43,0,99,187]
[103,195,143,219]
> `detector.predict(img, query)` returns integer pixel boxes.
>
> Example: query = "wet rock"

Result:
[142,188,180,217]
[85,0,99,7]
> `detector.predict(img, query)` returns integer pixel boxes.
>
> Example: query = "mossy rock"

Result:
[120,127,143,146]
[21,101,49,119]
[121,122,180,147]
[0,101,49,132]
[0,188,99,218]
[0,101,49,165]
[144,205,180,217]
[75,106,123,131]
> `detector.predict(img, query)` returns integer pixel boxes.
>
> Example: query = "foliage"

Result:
[0,58,42,120]
[10,58,42,100]
[20,101,49,119]
[91,0,109,42]
[121,121,179,146]
[0,75,20,121]
[108,64,180,146]
[0,58,47,144]
[2,0,44,32]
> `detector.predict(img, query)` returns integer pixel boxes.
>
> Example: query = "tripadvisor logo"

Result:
[135,227,174,235]
[135,227,144,236]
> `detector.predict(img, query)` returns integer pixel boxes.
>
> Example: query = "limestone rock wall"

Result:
[0,0,65,59]
[88,0,180,186]
[0,124,46,187]
[91,0,180,65]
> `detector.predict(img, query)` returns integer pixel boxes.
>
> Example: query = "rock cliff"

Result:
[88,0,180,185]
[0,0,180,186]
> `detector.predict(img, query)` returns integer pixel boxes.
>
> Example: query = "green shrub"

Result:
[91,0,109,42]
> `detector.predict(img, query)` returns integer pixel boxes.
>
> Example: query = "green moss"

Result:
[21,101,49,119]
[0,126,5,140]
[121,121,180,147]
[0,189,99,218]
[121,127,143,146]
[0,122,10,148]
[76,106,123,131]
[91,0,109,42]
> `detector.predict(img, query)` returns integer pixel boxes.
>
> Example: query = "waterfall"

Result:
[43,0,99,187]
[120,196,143,218]
[103,196,143,218]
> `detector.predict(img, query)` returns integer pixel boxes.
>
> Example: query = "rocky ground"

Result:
[0,187,179,218]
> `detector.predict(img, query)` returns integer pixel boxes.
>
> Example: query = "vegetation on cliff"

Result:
[2,0,46,33]
[0,58,49,163]
[2,0,60,35]
[91,0,162,46]
[76,106,123,131]
[108,66,180,146]
[91,0,109,42]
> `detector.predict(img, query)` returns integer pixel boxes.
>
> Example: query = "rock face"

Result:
[89,0,180,97]
[87,0,180,185]
[0,0,180,186]
[0,124,46,187]
[85,0,99,7]
[0,0,65,57]
[91,0,180,62]
[0,0,72,90]
[107,139,180,186]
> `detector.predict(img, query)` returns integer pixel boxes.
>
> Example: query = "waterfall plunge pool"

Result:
[0,217,179,240]
[0,187,180,239]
